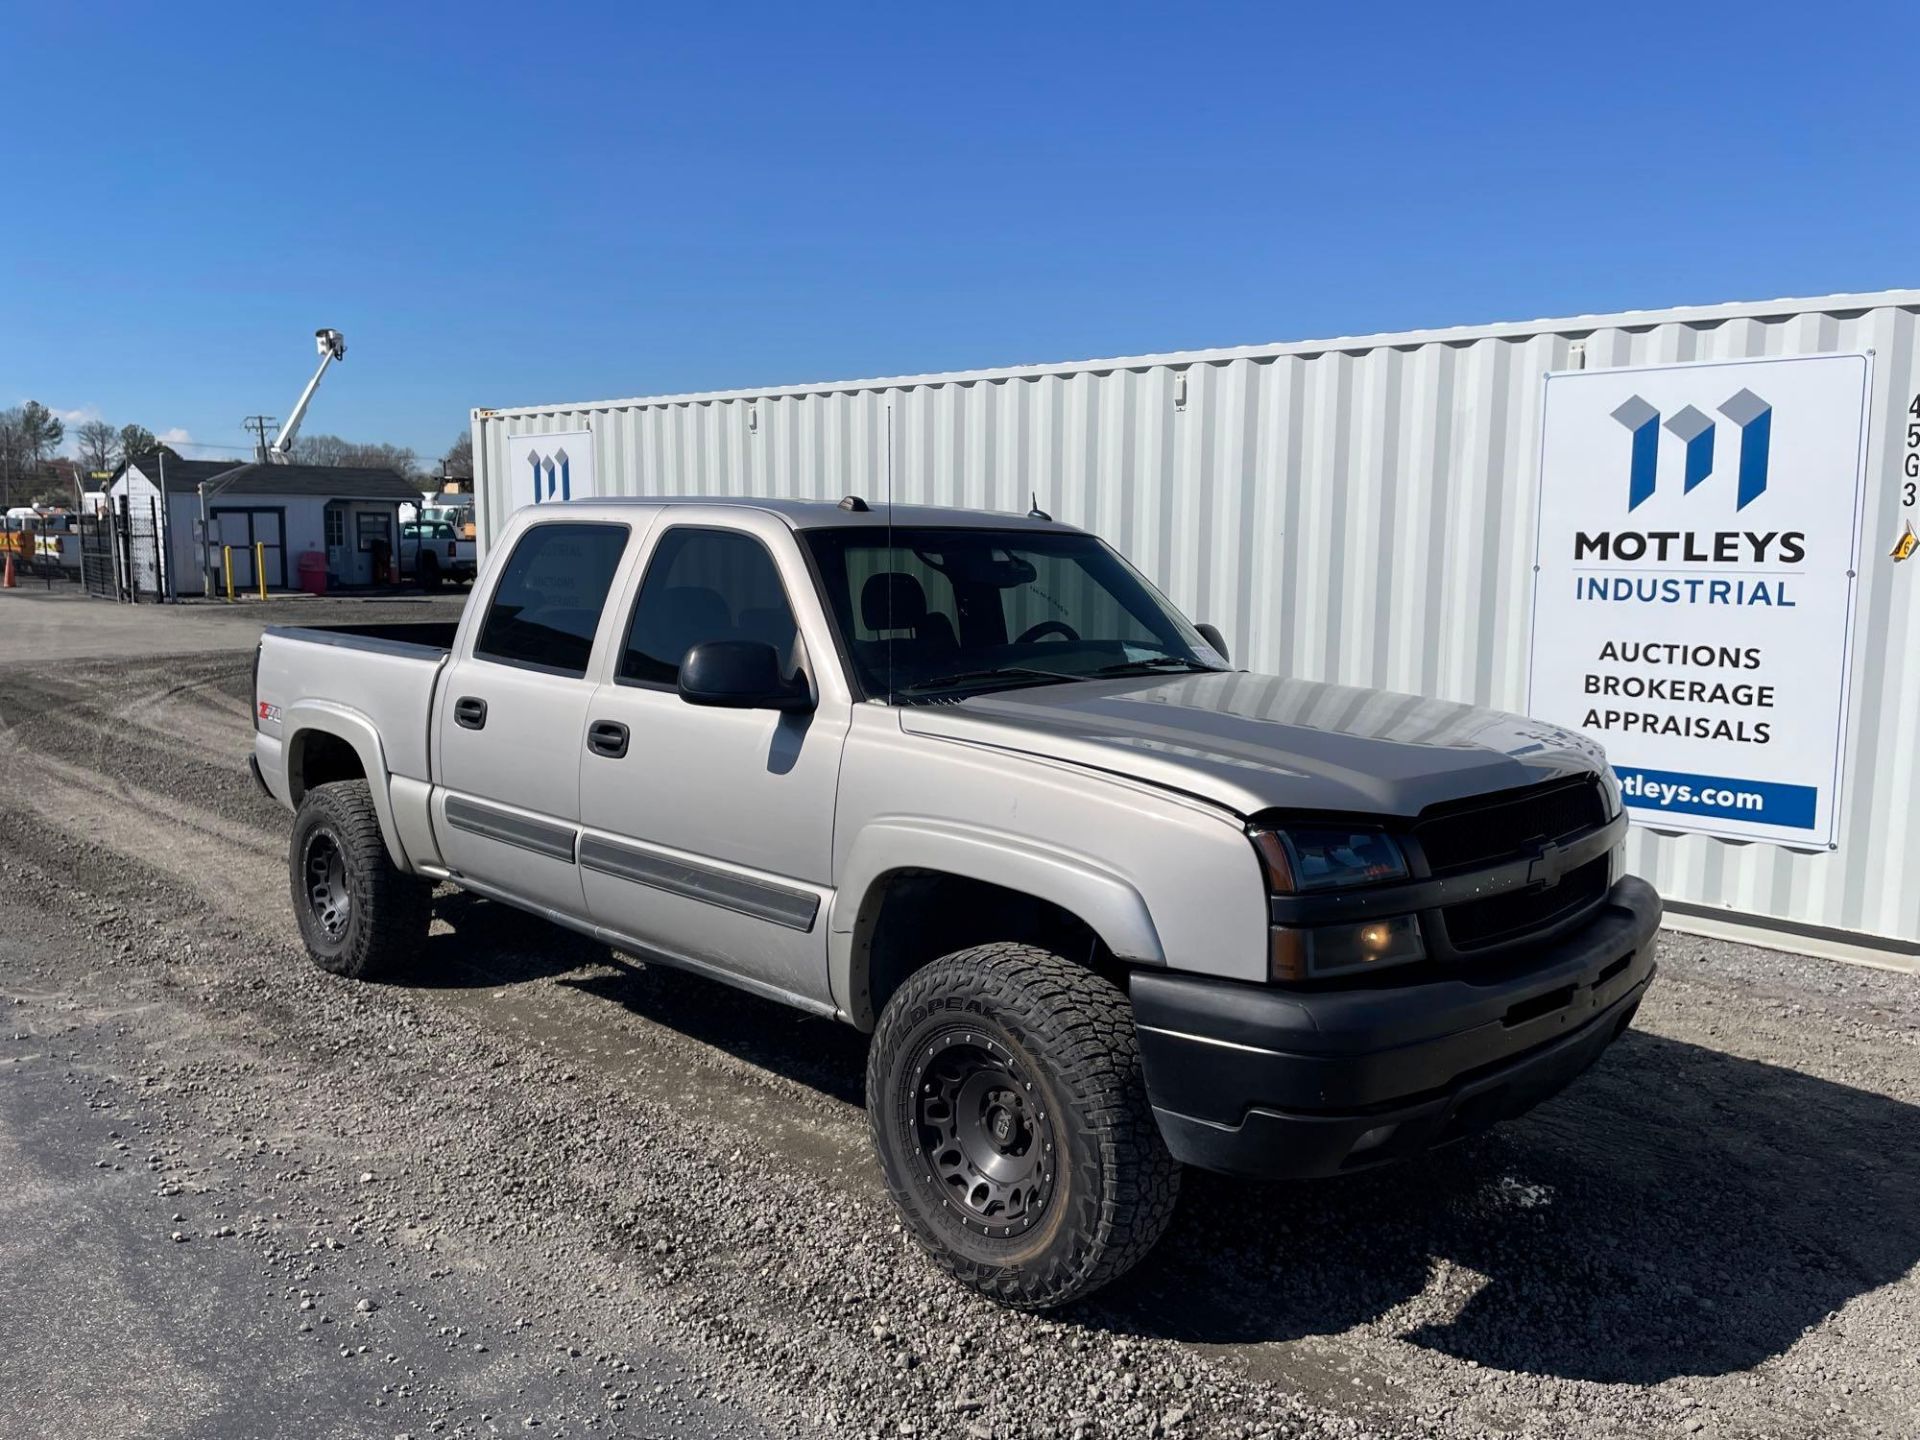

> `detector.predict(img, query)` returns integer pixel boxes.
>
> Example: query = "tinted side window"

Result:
[621,528,798,686]
[475,522,629,676]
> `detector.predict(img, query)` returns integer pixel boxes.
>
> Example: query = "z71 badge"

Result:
[257,701,282,724]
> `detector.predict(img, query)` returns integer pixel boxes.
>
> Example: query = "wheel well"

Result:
[856,870,1127,1027]
[290,729,366,803]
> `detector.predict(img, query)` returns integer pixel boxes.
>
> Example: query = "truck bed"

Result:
[256,622,455,786]
[268,620,462,655]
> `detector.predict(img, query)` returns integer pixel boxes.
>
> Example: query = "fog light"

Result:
[1350,1123,1399,1156]
[1270,913,1424,981]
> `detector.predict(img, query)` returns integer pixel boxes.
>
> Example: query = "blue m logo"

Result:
[1611,389,1771,512]
[525,445,573,503]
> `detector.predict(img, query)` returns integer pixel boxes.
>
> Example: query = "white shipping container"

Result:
[473,290,1920,969]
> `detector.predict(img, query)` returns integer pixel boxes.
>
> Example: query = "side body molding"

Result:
[279,701,411,871]
[829,818,1165,1029]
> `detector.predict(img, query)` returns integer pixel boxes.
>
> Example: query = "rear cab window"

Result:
[474,522,630,676]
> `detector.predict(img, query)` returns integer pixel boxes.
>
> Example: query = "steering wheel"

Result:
[1015,619,1080,644]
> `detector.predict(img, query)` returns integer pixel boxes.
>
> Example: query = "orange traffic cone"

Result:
[2,551,15,589]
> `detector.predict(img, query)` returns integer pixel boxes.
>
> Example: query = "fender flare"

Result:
[828,818,1164,1029]
[281,701,410,871]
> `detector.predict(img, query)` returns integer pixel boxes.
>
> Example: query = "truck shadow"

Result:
[401,890,614,987]
[1098,1029,1920,1384]
[410,891,870,1103]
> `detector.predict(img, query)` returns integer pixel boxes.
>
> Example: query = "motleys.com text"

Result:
[1619,771,1765,813]
[1612,765,1818,830]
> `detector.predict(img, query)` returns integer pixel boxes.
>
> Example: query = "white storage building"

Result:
[470,290,1920,968]
[112,455,421,593]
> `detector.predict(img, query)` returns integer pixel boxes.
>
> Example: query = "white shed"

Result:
[112,454,420,593]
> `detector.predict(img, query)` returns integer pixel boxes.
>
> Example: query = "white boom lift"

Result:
[267,329,346,463]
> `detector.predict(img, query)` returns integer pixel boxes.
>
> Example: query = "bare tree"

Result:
[442,431,473,481]
[76,419,119,474]
[294,432,352,467]
[293,432,421,480]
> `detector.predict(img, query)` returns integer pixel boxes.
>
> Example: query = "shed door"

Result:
[211,508,287,591]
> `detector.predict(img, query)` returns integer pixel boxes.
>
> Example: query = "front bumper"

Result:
[1134,875,1661,1179]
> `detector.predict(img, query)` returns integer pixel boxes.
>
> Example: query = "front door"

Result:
[579,523,850,1006]
[432,519,635,915]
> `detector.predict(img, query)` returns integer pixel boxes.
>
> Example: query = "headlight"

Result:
[1252,825,1423,981]
[1252,827,1409,893]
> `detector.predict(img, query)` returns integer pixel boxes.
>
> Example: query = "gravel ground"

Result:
[0,591,1915,1439]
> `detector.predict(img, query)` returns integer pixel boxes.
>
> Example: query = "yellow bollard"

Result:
[223,545,234,602]
[255,541,267,600]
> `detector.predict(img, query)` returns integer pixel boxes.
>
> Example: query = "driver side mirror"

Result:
[1195,622,1230,664]
[678,640,814,712]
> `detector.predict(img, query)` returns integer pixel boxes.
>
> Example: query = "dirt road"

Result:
[1,591,1915,1439]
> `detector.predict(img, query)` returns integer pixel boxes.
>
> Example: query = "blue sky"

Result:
[3,2,1914,465]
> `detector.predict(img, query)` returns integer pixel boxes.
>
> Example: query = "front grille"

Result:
[1442,854,1610,951]
[1413,776,1606,875]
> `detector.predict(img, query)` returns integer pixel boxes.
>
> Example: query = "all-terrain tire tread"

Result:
[866,942,1181,1310]
[291,780,430,980]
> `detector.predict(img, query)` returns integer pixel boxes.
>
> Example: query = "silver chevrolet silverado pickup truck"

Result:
[251,497,1660,1309]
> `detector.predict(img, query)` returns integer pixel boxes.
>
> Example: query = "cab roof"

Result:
[548,496,1081,533]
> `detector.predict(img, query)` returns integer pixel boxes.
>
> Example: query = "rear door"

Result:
[432,518,635,915]
[577,517,852,1007]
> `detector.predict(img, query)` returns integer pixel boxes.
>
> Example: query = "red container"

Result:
[297,549,329,597]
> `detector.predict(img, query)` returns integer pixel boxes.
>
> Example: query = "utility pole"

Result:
[242,415,279,464]
[157,448,171,601]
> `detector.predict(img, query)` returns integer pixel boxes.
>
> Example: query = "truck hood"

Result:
[897,671,1607,819]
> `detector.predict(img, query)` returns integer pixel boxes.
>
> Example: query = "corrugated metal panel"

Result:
[473,292,1920,956]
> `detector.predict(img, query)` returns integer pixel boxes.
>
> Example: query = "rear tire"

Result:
[866,943,1181,1310]
[289,780,430,980]
[418,554,442,593]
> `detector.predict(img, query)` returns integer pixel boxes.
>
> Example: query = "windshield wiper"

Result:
[1089,656,1219,677]
[897,666,1078,695]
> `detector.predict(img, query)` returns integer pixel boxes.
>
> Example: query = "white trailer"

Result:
[471,290,1920,968]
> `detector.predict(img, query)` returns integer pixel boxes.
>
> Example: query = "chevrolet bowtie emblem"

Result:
[1525,840,1570,887]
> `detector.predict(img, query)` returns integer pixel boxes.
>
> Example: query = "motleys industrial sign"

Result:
[1526,353,1872,847]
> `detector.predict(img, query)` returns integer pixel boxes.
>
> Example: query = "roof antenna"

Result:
[885,400,896,705]
[1027,490,1051,522]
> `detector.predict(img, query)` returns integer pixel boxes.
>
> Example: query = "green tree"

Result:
[0,409,26,506]
[17,400,64,465]
[115,423,158,465]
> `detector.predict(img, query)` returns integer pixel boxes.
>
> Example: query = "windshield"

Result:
[803,526,1226,701]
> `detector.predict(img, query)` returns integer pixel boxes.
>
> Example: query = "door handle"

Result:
[454,696,488,730]
[587,719,630,759]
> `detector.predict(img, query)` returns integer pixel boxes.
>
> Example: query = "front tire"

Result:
[288,780,430,980]
[866,944,1181,1310]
